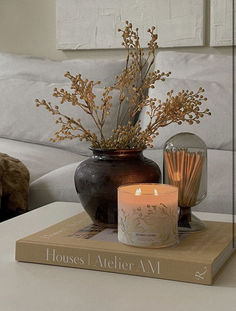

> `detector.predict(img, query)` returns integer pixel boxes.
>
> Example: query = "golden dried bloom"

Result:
[35,20,210,149]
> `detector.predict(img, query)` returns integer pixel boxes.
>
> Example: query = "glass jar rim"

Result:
[118,183,178,195]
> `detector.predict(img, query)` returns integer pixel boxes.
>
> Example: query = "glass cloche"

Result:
[163,132,207,232]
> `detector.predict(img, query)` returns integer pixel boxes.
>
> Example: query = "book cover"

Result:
[15,212,235,285]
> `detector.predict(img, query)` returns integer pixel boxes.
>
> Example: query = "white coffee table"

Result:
[0,202,235,311]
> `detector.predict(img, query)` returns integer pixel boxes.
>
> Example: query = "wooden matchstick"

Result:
[164,150,204,208]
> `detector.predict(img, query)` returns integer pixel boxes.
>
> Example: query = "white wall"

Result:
[0,0,232,60]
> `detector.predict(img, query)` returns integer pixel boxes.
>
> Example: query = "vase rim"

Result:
[90,147,145,153]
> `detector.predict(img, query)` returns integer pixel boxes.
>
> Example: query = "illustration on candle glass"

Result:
[118,203,178,248]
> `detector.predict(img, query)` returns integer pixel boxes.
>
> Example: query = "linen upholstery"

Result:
[29,162,79,210]
[154,51,232,86]
[0,52,126,86]
[0,53,129,156]
[28,149,234,214]
[0,78,123,155]
[0,138,86,182]
[139,78,232,150]
[139,51,232,150]
[0,51,232,216]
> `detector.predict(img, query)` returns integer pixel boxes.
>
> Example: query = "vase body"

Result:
[74,149,161,226]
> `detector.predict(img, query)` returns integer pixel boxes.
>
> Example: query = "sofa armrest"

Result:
[29,162,82,210]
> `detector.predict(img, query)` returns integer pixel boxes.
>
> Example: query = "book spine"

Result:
[16,242,212,285]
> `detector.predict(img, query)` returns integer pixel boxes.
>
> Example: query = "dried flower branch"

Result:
[35,21,210,150]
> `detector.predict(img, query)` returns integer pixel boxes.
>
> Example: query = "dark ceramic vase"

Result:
[74,148,161,226]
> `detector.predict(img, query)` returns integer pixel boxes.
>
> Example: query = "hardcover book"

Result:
[15,212,235,285]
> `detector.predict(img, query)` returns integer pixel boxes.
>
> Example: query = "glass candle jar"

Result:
[163,132,207,232]
[118,183,179,248]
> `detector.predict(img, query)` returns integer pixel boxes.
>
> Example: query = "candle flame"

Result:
[135,188,142,196]
[154,189,158,196]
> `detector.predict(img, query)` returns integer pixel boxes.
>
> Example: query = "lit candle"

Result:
[118,184,179,248]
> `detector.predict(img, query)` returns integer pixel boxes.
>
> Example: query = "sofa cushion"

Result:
[0,78,126,156]
[139,77,232,150]
[0,52,126,86]
[29,149,234,214]
[139,51,232,150]
[155,51,232,87]
[0,138,86,182]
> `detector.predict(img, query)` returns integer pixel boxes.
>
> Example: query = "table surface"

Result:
[0,202,235,311]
